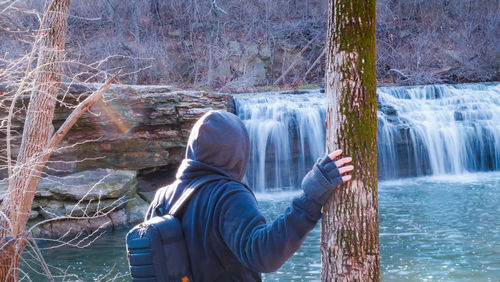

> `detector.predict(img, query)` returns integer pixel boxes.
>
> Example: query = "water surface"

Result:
[31,173,500,281]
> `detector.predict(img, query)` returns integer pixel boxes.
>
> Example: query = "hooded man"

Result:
[146,110,353,281]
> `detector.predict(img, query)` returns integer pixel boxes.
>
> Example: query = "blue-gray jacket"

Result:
[147,110,342,281]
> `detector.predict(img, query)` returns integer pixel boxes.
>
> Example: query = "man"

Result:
[147,110,353,281]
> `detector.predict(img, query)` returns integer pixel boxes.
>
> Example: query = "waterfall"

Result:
[234,91,326,191]
[234,83,500,191]
[378,83,500,179]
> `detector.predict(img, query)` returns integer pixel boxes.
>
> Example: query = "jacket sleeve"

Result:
[218,156,342,273]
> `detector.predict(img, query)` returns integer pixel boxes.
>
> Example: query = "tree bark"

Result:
[0,0,71,280]
[130,0,140,84]
[321,0,380,281]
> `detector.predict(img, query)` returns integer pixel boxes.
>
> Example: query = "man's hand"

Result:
[301,149,354,205]
[328,149,353,183]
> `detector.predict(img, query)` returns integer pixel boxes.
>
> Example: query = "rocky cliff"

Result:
[2,83,235,177]
[0,83,235,237]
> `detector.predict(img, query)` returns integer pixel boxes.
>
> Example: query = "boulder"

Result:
[137,191,156,203]
[29,210,39,220]
[37,200,64,219]
[35,197,128,219]
[31,213,115,238]
[250,58,268,86]
[25,169,138,236]
[29,207,132,238]
[246,42,259,58]
[259,44,271,59]
[109,209,128,227]
[126,196,150,225]
[214,60,232,79]
[35,169,137,201]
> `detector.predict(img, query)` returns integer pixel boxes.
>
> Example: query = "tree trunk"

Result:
[0,0,71,280]
[321,0,379,281]
[129,0,140,84]
[102,0,132,51]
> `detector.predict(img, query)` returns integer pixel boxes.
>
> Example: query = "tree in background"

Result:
[2,0,496,89]
[0,1,118,280]
[322,0,379,281]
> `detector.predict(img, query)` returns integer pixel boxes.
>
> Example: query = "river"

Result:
[31,172,500,281]
[29,83,500,281]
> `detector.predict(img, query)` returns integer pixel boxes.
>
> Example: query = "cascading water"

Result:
[234,91,326,191]
[234,83,500,190]
[378,83,500,178]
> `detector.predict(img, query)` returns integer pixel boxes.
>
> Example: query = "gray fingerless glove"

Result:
[301,156,344,205]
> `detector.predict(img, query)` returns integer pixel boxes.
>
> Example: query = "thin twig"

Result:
[27,235,55,282]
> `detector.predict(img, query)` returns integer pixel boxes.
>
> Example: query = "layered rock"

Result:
[26,169,149,237]
[35,169,136,201]
[1,83,235,179]
[1,83,235,236]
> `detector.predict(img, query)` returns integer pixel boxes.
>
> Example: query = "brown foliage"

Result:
[1,0,498,89]
[376,0,500,85]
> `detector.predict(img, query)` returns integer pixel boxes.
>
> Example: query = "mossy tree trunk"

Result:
[0,0,71,280]
[321,0,379,281]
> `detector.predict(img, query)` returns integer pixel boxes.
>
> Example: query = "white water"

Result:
[235,91,325,191]
[234,83,500,190]
[378,83,500,178]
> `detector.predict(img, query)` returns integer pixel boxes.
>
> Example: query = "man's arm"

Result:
[218,151,353,273]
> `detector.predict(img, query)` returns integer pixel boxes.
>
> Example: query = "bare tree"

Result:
[0,1,119,280]
[321,0,380,281]
[101,0,132,51]
[129,0,140,84]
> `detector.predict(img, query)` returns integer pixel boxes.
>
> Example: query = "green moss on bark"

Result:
[322,0,379,280]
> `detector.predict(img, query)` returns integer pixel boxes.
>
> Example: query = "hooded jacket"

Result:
[147,110,342,281]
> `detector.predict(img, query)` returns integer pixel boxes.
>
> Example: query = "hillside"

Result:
[1,0,499,91]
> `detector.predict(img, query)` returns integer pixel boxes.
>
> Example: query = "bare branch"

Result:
[27,236,54,282]
[49,72,119,151]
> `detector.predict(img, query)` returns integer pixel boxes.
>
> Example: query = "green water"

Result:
[28,172,500,281]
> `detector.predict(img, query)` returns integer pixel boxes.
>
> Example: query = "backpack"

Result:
[126,175,230,282]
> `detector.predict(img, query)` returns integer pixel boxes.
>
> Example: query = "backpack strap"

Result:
[167,174,233,216]
[145,179,179,221]
[154,181,178,215]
